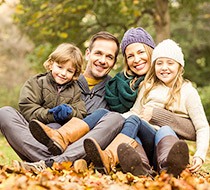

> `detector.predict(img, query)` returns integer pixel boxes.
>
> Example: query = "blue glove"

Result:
[49,104,72,122]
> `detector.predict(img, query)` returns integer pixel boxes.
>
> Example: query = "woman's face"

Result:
[125,43,150,76]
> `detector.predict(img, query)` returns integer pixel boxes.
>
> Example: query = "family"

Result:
[0,27,209,178]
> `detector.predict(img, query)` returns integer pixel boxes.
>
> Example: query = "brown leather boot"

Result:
[29,118,89,155]
[156,136,189,177]
[84,133,138,174]
[117,143,156,177]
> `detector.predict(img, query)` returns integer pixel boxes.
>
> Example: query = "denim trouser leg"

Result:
[121,115,141,141]
[155,126,177,145]
[83,108,110,130]
[137,120,157,165]
[134,136,141,144]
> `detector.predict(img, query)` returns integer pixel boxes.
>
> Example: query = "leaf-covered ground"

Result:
[0,136,210,189]
[0,161,210,190]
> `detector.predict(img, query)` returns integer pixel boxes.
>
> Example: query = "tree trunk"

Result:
[153,0,170,43]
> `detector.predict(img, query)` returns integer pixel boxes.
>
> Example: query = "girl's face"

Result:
[155,57,180,87]
[50,61,76,85]
[125,43,150,76]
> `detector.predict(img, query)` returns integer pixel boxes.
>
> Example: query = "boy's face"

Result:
[84,39,117,79]
[50,61,76,85]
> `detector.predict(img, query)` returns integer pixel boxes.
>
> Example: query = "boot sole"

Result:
[29,120,62,156]
[84,138,108,174]
[117,143,147,176]
[167,140,189,177]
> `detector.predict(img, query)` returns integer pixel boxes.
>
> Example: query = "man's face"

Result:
[84,39,118,79]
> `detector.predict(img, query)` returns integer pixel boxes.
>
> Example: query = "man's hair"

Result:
[88,31,120,60]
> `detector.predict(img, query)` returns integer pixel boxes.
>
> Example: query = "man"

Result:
[0,31,123,171]
[78,31,119,114]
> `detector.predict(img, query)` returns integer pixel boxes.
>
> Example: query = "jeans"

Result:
[155,126,177,145]
[138,124,177,166]
[83,108,110,130]
[121,115,140,138]
[120,115,178,166]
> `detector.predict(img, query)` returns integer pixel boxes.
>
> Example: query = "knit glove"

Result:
[49,104,72,122]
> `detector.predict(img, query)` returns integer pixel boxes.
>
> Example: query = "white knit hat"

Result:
[151,39,185,67]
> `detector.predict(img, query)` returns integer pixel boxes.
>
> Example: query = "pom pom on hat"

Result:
[121,27,155,55]
[151,39,185,67]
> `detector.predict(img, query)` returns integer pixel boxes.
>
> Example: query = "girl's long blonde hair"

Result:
[141,60,185,110]
[123,44,153,90]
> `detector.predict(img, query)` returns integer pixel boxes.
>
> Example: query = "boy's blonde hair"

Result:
[43,43,83,80]
[141,61,185,109]
[123,44,153,90]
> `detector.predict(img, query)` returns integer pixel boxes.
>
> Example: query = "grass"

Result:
[187,140,210,172]
[0,134,209,173]
[0,134,20,166]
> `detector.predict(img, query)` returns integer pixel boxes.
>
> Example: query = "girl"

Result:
[116,39,209,177]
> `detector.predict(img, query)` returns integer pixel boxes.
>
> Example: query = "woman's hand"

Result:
[188,157,203,173]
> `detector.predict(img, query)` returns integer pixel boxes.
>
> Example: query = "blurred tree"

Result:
[1,0,210,121]
[13,0,210,86]
[171,1,210,87]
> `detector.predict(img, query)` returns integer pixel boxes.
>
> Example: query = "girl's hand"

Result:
[188,157,203,173]
[140,106,153,121]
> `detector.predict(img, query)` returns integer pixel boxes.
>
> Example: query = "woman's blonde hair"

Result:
[123,44,153,90]
[43,43,83,80]
[141,60,185,110]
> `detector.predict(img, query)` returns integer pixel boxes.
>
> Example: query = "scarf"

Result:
[105,72,145,113]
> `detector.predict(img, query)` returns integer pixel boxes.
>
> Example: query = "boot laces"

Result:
[13,160,47,173]
[106,150,117,172]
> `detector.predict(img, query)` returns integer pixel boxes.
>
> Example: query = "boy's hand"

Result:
[49,104,72,122]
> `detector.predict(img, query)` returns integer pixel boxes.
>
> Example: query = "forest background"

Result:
[0,0,210,122]
[0,1,210,189]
